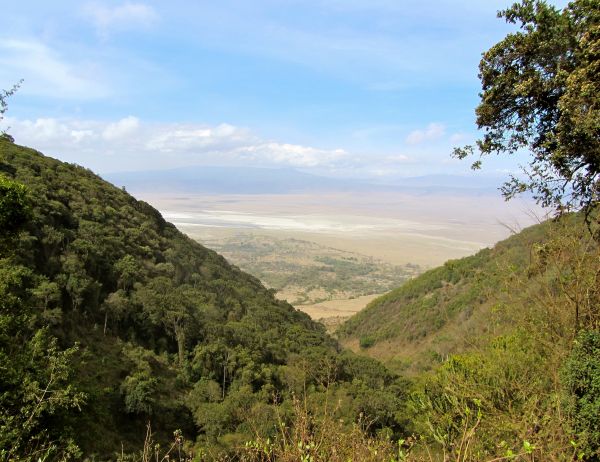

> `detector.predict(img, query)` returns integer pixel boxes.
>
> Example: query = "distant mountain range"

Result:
[104,166,505,195]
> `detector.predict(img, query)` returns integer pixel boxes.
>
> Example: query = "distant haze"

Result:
[104,166,504,196]
[104,165,545,269]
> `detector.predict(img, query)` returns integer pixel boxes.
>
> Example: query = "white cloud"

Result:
[6,116,348,171]
[144,123,253,154]
[8,115,522,178]
[71,130,94,143]
[385,154,410,163]
[0,39,109,100]
[406,123,446,145]
[236,143,347,168]
[83,2,159,38]
[450,132,468,144]
[103,116,140,140]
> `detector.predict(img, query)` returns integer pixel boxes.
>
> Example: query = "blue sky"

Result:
[1,0,567,179]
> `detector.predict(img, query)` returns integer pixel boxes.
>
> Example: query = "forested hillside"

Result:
[337,212,600,459]
[2,0,600,459]
[0,138,409,460]
[337,219,552,373]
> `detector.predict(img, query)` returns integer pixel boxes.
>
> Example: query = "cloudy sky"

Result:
[1,0,567,179]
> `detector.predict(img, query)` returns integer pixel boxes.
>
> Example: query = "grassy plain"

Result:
[194,232,418,303]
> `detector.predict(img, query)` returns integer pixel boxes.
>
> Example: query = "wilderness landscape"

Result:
[124,189,542,324]
[2,0,600,461]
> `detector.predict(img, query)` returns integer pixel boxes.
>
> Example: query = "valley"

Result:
[134,190,545,322]
[3,0,599,459]
[2,139,598,461]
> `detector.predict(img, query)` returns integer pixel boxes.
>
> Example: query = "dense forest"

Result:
[0,138,410,460]
[2,137,599,461]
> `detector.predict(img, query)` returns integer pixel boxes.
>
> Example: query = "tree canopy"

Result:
[0,175,30,239]
[454,0,600,214]
[0,138,410,459]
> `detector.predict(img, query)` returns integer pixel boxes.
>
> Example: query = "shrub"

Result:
[562,330,600,460]
[359,335,376,349]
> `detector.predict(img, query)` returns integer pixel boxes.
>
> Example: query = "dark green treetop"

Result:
[0,175,30,238]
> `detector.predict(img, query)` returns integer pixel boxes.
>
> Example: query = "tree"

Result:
[0,175,31,240]
[115,254,138,292]
[135,277,193,364]
[0,80,22,140]
[0,180,84,461]
[454,0,600,214]
[101,289,128,335]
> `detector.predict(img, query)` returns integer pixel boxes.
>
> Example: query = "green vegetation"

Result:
[199,233,420,305]
[338,209,600,460]
[562,330,600,458]
[337,220,558,372]
[454,0,600,213]
[0,176,84,460]
[2,1,600,460]
[0,139,409,460]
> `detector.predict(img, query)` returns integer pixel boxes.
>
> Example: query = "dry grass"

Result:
[298,294,381,319]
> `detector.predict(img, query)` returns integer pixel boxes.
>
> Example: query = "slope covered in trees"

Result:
[336,212,600,459]
[0,138,409,460]
[337,219,553,374]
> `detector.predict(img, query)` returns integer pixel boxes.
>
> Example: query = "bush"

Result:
[359,335,376,349]
[562,330,600,460]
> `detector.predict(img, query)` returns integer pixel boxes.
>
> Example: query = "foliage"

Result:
[408,330,565,460]
[0,138,410,459]
[454,0,600,213]
[359,335,376,349]
[0,176,84,461]
[237,393,412,462]
[338,220,553,374]
[120,347,159,415]
[339,210,600,460]
[562,330,600,460]
[0,175,31,240]
[0,80,22,138]
[116,424,190,462]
